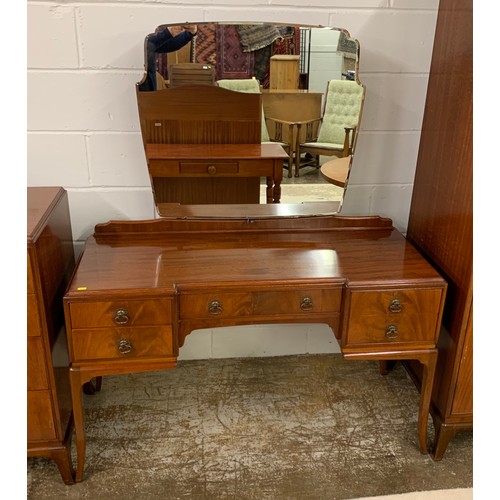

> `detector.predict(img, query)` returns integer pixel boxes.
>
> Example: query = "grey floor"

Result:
[263,162,345,204]
[27,354,472,500]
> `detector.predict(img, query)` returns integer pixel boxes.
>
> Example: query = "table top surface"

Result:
[146,143,289,160]
[320,156,352,188]
[66,220,445,297]
[27,186,65,243]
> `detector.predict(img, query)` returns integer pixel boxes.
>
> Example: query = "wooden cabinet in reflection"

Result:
[269,55,300,89]
[136,85,288,207]
[27,187,76,484]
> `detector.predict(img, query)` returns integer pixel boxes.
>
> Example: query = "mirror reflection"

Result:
[136,22,364,217]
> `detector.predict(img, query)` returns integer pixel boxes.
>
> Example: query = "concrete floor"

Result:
[27,354,472,499]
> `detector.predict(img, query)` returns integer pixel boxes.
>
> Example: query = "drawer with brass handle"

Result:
[179,161,239,175]
[69,298,172,329]
[342,288,444,350]
[180,288,342,320]
[70,325,174,362]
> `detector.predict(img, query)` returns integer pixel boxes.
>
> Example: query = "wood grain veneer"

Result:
[145,142,288,205]
[406,0,472,460]
[64,215,447,481]
[136,85,280,207]
[27,187,76,484]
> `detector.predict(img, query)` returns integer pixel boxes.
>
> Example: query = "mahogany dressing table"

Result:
[63,213,446,481]
[63,22,446,482]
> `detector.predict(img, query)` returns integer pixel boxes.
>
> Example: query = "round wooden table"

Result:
[320,155,352,188]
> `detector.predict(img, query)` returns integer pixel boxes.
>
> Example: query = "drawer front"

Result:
[27,293,42,337]
[149,160,241,177]
[180,288,342,320]
[179,161,239,175]
[69,299,172,329]
[344,288,443,348]
[27,337,49,390]
[238,159,275,176]
[28,390,56,441]
[71,325,173,361]
[148,159,180,176]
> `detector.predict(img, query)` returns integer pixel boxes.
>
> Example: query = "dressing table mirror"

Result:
[135,22,365,218]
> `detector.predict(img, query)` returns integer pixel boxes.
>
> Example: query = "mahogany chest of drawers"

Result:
[27,187,76,484]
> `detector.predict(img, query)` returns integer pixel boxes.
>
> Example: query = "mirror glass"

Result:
[136,22,363,217]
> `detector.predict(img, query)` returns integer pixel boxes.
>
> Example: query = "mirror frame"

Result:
[136,22,363,219]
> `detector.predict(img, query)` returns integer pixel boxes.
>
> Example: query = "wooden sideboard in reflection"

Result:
[28,187,76,484]
[146,143,288,207]
[137,85,289,206]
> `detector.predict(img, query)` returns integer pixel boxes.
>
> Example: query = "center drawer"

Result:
[148,159,241,177]
[179,161,239,175]
[69,298,172,329]
[180,288,342,320]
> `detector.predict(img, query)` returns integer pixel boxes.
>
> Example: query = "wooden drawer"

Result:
[69,298,172,329]
[27,337,49,390]
[149,159,240,176]
[343,288,443,349]
[179,161,239,175]
[180,288,342,320]
[71,325,173,361]
[27,390,56,441]
[238,159,276,176]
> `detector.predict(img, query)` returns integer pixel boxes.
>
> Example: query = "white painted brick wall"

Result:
[27,0,439,359]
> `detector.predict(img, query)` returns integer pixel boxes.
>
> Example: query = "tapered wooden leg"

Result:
[416,350,438,454]
[95,375,102,391]
[379,360,397,375]
[83,376,103,395]
[345,349,438,456]
[430,415,472,461]
[431,419,457,460]
[52,446,75,485]
[69,367,88,482]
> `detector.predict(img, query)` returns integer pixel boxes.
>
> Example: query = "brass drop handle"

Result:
[389,298,403,313]
[385,324,399,340]
[207,165,217,175]
[208,300,223,315]
[300,296,313,311]
[114,308,129,325]
[117,338,132,354]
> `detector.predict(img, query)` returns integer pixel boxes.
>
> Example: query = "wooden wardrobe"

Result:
[406,0,472,460]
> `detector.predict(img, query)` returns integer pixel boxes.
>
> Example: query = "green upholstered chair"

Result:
[216,78,295,175]
[296,79,365,177]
